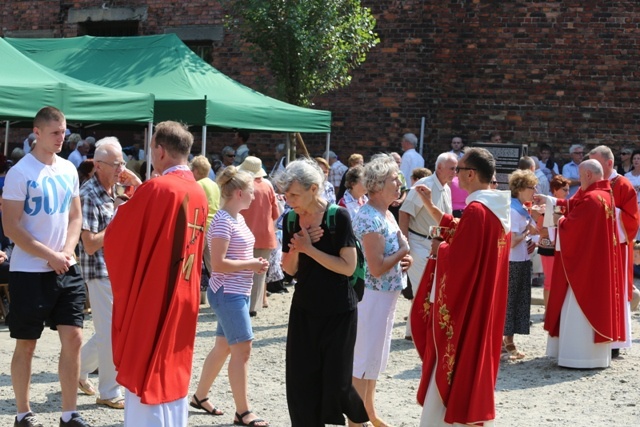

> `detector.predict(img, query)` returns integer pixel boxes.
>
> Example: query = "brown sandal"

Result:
[504,342,525,360]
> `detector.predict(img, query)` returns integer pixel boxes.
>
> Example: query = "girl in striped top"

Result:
[191,166,270,427]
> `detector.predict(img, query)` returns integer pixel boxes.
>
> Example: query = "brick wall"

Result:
[3,1,640,168]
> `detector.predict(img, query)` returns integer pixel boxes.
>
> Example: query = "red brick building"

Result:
[2,1,640,166]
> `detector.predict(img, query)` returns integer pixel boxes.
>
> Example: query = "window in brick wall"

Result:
[77,20,139,37]
[185,41,214,63]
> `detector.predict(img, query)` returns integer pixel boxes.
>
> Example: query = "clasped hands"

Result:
[46,251,75,274]
[287,224,324,254]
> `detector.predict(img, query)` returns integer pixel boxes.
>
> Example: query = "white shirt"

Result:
[67,149,86,168]
[509,207,531,262]
[400,173,452,235]
[535,169,550,195]
[400,148,424,182]
[3,154,80,272]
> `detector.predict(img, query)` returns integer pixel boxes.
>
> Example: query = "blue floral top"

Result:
[352,203,407,292]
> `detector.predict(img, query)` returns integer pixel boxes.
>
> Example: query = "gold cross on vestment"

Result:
[188,208,205,243]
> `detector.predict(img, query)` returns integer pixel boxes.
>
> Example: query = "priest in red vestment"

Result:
[104,121,208,426]
[589,146,639,354]
[411,147,511,426]
[544,159,624,369]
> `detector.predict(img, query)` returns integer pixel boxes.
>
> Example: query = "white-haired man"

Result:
[400,133,424,181]
[545,159,624,368]
[77,138,141,410]
[326,150,348,193]
[588,145,639,357]
[399,152,457,339]
[561,144,584,197]
[68,139,89,168]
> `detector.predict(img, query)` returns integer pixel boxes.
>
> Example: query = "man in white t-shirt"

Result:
[3,106,88,427]
[399,152,456,339]
[400,133,424,181]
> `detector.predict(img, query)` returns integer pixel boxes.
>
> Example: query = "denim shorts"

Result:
[207,286,254,345]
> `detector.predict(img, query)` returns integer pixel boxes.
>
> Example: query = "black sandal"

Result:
[234,410,269,426]
[189,394,223,416]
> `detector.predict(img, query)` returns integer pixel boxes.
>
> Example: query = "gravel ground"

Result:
[1,286,639,426]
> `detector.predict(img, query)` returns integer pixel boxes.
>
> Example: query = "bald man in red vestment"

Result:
[588,145,639,355]
[104,121,207,426]
[411,147,511,427]
[544,159,624,369]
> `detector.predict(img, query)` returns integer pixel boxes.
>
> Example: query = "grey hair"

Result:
[364,154,399,194]
[94,142,122,161]
[275,158,324,193]
[580,159,603,177]
[529,156,540,170]
[95,136,122,150]
[221,146,235,156]
[589,145,614,162]
[275,143,286,154]
[435,152,458,169]
[569,144,584,154]
[403,133,418,146]
[85,136,96,146]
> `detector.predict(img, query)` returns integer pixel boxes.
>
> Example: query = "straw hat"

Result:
[238,156,267,178]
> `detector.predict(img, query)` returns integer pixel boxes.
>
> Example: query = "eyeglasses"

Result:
[572,152,584,155]
[97,160,126,169]
[490,180,498,185]
[226,154,236,158]
[455,167,476,173]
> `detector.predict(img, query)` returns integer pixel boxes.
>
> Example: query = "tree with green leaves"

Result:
[223,0,379,107]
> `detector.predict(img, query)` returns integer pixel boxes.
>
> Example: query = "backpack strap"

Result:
[285,209,298,236]
[326,204,339,234]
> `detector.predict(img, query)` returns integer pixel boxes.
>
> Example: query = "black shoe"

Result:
[59,413,91,427]
[249,311,257,317]
[14,412,43,427]
[612,348,620,358]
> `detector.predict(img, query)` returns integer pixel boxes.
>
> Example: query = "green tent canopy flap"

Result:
[0,38,154,124]
[7,34,331,132]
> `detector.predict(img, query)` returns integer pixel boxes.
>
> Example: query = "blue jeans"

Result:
[207,286,253,345]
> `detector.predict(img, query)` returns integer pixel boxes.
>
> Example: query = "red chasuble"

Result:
[414,191,511,425]
[545,180,625,344]
[611,174,639,300]
[104,169,208,405]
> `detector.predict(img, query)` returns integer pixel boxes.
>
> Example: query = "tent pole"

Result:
[4,121,9,157]
[325,133,331,161]
[146,122,153,179]
[419,117,425,157]
[202,125,207,155]
[285,134,291,164]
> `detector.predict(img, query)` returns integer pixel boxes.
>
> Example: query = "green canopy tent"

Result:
[0,38,155,156]
[7,34,333,158]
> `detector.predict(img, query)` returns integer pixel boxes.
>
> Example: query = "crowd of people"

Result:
[3,108,640,427]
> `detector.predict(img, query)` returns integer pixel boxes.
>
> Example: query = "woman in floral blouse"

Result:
[350,154,412,427]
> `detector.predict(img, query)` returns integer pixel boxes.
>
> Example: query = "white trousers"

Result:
[405,234,432,337]
[353,288,400,379]
[420,369,495,427]
[546,287,611,369]
[80,277,121,399]
[124,390,187,427]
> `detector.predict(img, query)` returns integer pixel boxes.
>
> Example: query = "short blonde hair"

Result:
[508,169,538,197]
[191,155,211,177]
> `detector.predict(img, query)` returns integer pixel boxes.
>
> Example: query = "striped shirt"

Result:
[208,209,255,295]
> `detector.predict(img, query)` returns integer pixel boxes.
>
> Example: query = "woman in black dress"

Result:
[277,158,369,427]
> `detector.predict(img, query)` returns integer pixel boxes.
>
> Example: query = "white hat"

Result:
[238,156,267,178]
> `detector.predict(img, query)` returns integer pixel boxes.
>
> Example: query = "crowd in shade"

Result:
[3,112,640,427]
